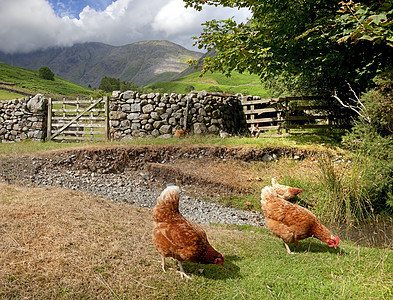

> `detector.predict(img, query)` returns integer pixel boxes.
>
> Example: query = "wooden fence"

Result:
[47,96,109,142]
[45,95,350,142]
[242,96,352,133]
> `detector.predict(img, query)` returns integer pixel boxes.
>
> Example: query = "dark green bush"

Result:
[38,66,55,81]
[343,71,393,214]
[184,85,195,92]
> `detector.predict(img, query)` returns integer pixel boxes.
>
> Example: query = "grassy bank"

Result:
[146,71,273,97]
[0,62,92,100]
[0,183,391,299]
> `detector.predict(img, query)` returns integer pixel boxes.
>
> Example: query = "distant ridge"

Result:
[0,41,202,88]
[174,49,217,79]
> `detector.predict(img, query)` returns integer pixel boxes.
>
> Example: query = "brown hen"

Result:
[152,186,224,279]
[261,185,339,254]
[272,178,303,200]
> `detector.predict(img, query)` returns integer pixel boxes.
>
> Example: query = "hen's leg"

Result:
[284,243,295,254]
[161,256,166,272]
[177,261,192,280]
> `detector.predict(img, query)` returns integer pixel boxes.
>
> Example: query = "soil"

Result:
[0,144,317,227]
[0,144,315,196]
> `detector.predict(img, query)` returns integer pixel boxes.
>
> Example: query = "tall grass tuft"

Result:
[316,153,373,225]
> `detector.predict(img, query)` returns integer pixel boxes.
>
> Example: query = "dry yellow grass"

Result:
[0,183,161,298]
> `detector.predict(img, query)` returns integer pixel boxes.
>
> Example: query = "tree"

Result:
[38,66,55,81]
[99,77,120,92]
[99,77,138,92]
[183,0,393,96]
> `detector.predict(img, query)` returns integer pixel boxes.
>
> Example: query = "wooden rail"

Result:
[47,97,109,142]
[242,96,351,134]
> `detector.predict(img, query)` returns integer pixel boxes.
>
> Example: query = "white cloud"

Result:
[0,0,251,54]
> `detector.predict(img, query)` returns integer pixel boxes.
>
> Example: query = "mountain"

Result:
[174,48,217,79]
[0,41,202,88]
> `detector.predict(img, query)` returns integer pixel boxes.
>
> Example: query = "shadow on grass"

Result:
[288,240,347,255]
[184,255,242,280]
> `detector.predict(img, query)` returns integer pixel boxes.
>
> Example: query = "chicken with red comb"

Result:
[261,185,339,254]
[153,186,224,279]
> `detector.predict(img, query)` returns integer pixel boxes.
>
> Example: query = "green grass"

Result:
[0,133,342,155]
[146,71,272,97]
[0,89,25,100]
[0,62,92,99]
[1,182,391,299]
[169,226,392,299]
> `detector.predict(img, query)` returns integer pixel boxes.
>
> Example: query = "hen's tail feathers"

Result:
[156,185,180,208]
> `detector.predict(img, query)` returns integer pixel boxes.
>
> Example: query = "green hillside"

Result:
[0,62,92,100]
[146,70,273,97]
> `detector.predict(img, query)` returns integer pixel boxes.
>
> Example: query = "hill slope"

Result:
[0,62,92,99]
[0,41,202,88]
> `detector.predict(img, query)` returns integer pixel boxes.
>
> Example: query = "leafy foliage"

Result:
[99,76,138,92]
[333,1,393,47]
[38,66,55,81]
[184,0,393,96]
[342,71,393,213]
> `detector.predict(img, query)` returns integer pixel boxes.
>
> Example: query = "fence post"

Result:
[285,98,290,134]
[46,98,52,141]
[104,96,110,141]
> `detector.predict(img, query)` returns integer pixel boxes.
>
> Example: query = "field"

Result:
[0,140,392,299]
[146,71,273,97]
[0,62,92,100]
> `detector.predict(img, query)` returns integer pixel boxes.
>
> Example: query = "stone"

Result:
[168,117,176,125]
[153,121,163,129]
[131,103,141,112]
[151,111,160,120]
[193,123,207,134]
[131,123,141,130]
[139,114,150,120]
[120,135,134,142]
[144,123,153,131]
[110,120,120,127]
[262,154,274,162]
[127,112,139,120]
[142,104,154,114]
[151,129,160,137]
[121,91,136,100]
[208,125,219,133]
[112,90,121,98]
[159,125,172,134]
[120,120,131,129]
[27,94,47,113]
[109,111,127,120]
[158,134,172,139]
[121,104,131,112]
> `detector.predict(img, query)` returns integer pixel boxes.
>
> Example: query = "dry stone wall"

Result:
[0,94,47,143]
[109,90,248,140]
[0,90,253,143]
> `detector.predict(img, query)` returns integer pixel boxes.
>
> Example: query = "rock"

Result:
[159,125,172,134]
[142,104,154,114]
[193,123,207,134]
[262,154,274,162]
[27,94,47,113]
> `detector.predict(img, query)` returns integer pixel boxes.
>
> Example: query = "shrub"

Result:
[315,153,374,224]
[342,71,393,216]
[184,85,195,93]
[38,66,55,81]
[207,85,223,93]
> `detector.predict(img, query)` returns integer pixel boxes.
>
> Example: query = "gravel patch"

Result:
[1,156,265,227]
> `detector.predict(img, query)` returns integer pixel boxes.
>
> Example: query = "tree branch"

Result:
[333,84,370,123]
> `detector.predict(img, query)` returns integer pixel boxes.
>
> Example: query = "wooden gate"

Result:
[47,96,110,142]
[242,96,352,133]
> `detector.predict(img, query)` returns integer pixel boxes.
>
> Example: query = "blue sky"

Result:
[47,0,114,18]
[0,0,251,54]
